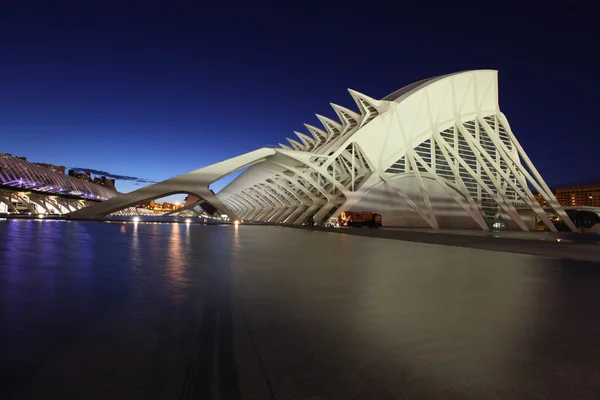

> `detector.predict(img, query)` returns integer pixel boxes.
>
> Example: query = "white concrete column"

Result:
[311,202,336,224]
[283,205,307,224]
[294,203,320,224]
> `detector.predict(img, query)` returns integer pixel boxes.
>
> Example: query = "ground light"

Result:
[234,220,240,226]
[132,217,140,223]
[185,218,191,224]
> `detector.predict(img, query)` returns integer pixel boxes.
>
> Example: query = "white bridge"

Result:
[0,153,117,215]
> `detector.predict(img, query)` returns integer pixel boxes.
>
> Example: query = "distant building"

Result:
[93,176,116,191]
[35,162,66,174]
[555,186,600,207]
[534,193,549,208]
[161,202,175,211]
[137,199,184,212]
[534,186,600,208]
[139,199,156,209]
[68,170,92,182]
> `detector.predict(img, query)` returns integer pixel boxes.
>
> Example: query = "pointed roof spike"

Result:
[315,114,342,136]
[303,124,328,141]
[347,88,384,114]
[330,103,361,122]
[330,103,361,129]
[279,143,292,150]
[347,88,383,106]
[295,131,315,143]
[286,137,305,151]
[294,131,316,149]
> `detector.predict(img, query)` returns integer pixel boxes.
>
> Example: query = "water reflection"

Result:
[166,223,187,299]
[3,221,27,283]
[349,244,542,393]
[130,219,142,275]
[232,223,240,252]
[1,222,600,399]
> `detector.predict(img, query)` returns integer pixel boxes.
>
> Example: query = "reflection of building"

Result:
[71,70,579,232]
[556,186,600,207]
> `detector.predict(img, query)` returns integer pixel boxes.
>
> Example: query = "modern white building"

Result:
[70,70,578,232]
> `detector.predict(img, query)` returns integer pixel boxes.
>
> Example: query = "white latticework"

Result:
[217,70,576,232]
[72,70,576,232]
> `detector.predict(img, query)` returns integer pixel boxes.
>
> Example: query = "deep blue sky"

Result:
[1,2,597,201]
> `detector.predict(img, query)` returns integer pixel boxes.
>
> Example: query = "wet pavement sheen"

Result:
[1,220,600,399]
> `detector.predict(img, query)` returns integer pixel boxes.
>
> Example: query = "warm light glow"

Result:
[38,214,44,218]
[556,238,562,243]
[133,216,140,223]
[185,218,191,223]
[234,220,240,226]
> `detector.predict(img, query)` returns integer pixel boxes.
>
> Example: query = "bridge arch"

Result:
[69,148,276,219]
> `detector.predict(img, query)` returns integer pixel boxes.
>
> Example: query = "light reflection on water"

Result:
[166,223,186,300]
[1,221,600,399]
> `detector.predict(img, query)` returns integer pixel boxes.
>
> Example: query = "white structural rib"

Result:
[286,138,304,151]
[69,70,579,233]
[304,124,328,148]
[295,132,316,150]
[331,103,361,129]
[316,114,342,142]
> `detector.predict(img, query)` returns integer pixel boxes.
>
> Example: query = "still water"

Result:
[1,220,600,399]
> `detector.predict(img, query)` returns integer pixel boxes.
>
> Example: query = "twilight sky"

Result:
[0,2,597,202]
